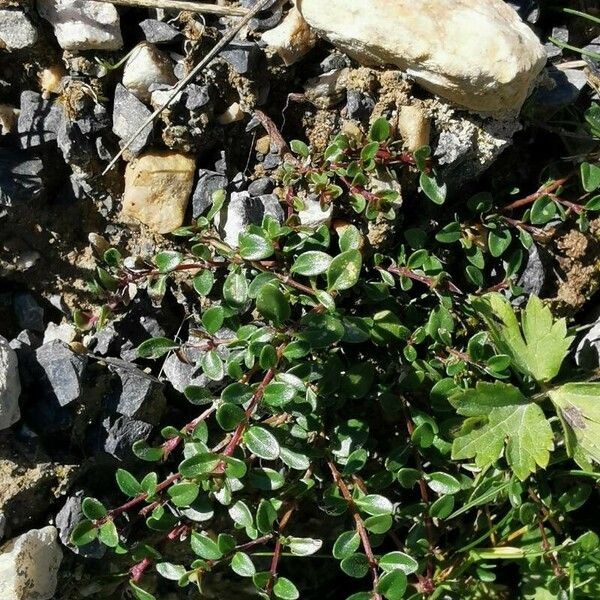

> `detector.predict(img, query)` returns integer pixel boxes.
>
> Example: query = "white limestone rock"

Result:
[0,335,20,430]
[297,0,547,114]
[122,42,177,102]
[37,0,122,51]
[0,10,38,50]
[0,526,62,600]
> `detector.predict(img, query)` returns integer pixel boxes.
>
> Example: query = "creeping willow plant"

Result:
[72,117,600,600]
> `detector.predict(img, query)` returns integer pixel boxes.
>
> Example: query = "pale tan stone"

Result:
[297,0,547,113]
[122,42,176,102]
[261,5,316,66]
[0,526,62,600]
[397,105,431,152]
[121,151,196,234]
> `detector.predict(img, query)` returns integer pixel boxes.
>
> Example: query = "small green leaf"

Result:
[82,497,107,520]
[256,499,277,533]
[377,569,407,600]
[231,552,256,577]
[179,453,221,477]
[370,118,390,142]
[290,139,309,158]
[202,306,224,335]
[202,350,225,381]
[420,171,446,205]
[355,494,393,516]
[239,231,273,260]
[191,531,223,560]
[223,271,248,306]
[340,553,370,578]
[333,531,360,560]
[70,520,98,546]
[379,551,419,574]
[427,472,461,495]
[285,537,323,556]
[98,520,119,547]
[137,337,178,359]
[168,482,200,507]
[129,582,156,600]
[216,403,246,431]
[273,577,299,600]
[581,162,600,192]
[154,251,183,273]
[132,440,165,462]
[256,284,290,325]
[115,469,144,497]
[229,500,254,528]
[327,249,362,291]
[291,251,333,276]
[207,189,226,220]
[244,426,281,460]
[193,270,214,296]
[156,562,187,581]
[488,227,512,257]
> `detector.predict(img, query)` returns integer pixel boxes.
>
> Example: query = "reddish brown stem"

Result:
[130,557,152,583]
[502,176,571,211]
[385,266,463,295]
[328,461,382,600]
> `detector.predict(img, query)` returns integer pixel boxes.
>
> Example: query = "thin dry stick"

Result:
[95,0,247,17]
[102,0,273,175]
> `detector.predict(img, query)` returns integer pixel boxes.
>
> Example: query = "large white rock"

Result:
[37,0,122,51]
[122,42,177,102]
[297,0,546,113]
[0,526,62,600]
[0,10,38,50]
[0,335,20,430]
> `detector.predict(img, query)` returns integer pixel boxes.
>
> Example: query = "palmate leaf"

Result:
[450,382,554,481]
[549,383,600,470]
[472,293,573,382]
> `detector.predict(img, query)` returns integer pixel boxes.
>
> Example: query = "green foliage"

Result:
[73,116,600,600]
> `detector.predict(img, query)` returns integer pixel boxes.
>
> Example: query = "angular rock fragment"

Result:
[122,42,177,102]
[261,5,315,66]
[0,149,43,207]
[102,415,152,460]
[0,9,38,50]
[37,0,122,51]
[121,151,196,234]
[0,335,20,430]
[163,351,208,393]
[297,0,547,113]
[112,84,153,156]
[192,169,228,218]
[221,39,262,75]
[0,527,62,600]
[35,340,87,406]
[517,243,546,297]
[139,18,179,44]
[397,105,431,153]
[576,319,600,371]
[17,91,64,149]
[14,293,44,332]
[112,368,165,424]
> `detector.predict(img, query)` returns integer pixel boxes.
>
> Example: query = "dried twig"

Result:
[102,0,273,175]
[95,0,248,17]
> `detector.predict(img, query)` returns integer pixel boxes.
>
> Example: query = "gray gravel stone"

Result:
[0,335,20,430]
[517,243,546,296]
[192,169,228,218]
[0,149,43,207]
[103,415,152,460]
[112,84,153,155]
[163,351,208,393]
[114,368,165,424]
[17,91,64,149]
[0,9,38,50]
[221,40,261,75]
[247,177,274,196]
[345,90,375,122]
[185,84,211,111]
[139,18,179,44]
[14,293,44,332]
[35,340,87,406]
